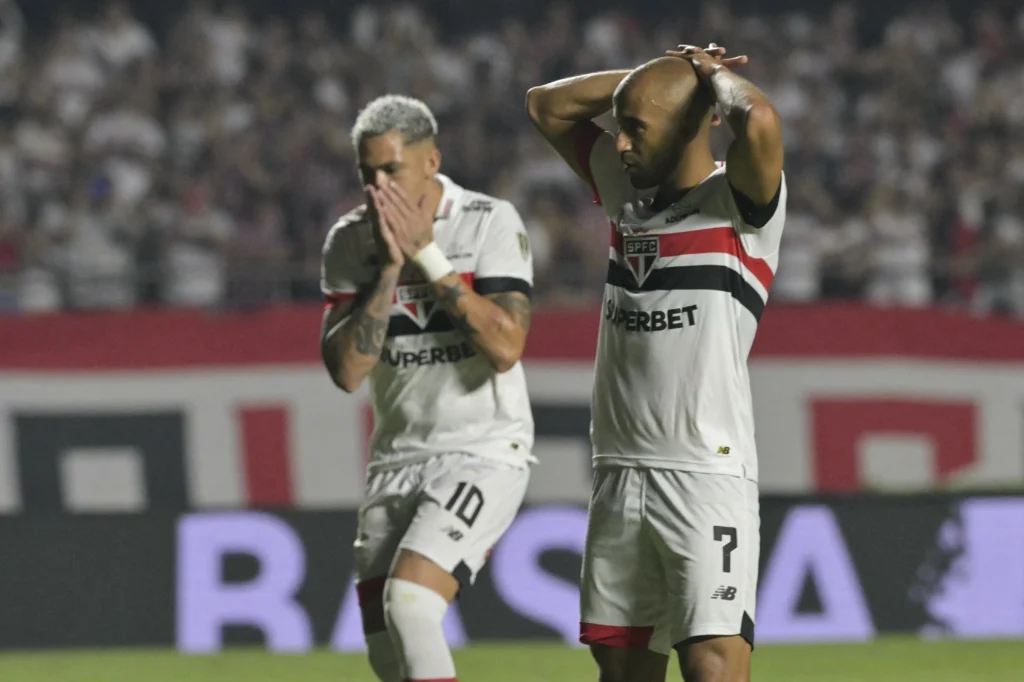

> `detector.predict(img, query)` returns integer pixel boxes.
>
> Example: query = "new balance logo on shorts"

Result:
[443,526,464,542]
[712,586,737,601]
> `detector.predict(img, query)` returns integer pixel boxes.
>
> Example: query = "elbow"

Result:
[334,368,365,394]
[321,334,363,393]
[743,104,782,150]
[336,377,361,394]
[489,341,525,374]
[525,86,549,124]
[323,357,363,394]
[492,357,518,374]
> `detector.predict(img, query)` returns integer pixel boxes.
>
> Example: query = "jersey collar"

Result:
[433,173,463,224]
[636,164,726,221]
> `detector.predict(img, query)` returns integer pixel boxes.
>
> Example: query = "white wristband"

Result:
[411,242,454,283]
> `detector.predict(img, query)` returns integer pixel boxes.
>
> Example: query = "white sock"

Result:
[366,630,402,682]
[383,578,457,681]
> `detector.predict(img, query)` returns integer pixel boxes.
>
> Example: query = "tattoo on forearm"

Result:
[352,316,389,355]
[437,282,476,336]
[351,271,398,356]
[437,281,464,307]
[711,70,767,131]
[491,292,532,332]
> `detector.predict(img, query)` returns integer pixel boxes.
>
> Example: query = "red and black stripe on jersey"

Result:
[607,226,774,321]
[324,274,532,337]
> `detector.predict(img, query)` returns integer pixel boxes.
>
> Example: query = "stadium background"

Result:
[0,0,1022,680]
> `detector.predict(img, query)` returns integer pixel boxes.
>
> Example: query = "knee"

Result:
[590,644,666,682]
[680,649,727,682]
[592,656,629,682]
[678,639,749,682]
[596,664,633,682]
[383,577,449,635]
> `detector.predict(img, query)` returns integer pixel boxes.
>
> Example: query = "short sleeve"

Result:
[473,200,534,298]
[575,122,633,219]
[732,172,788,260]
[320,226,360,306]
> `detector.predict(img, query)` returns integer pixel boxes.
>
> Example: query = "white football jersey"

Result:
[578,123,787,482]
[321,174,536,471]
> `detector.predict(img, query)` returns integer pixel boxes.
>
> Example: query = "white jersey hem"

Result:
[592,454,756,481]
[369,446,535,473]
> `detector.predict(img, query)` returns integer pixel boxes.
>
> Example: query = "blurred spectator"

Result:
[866,186,933,307]
[227,196,289,308]
[974,188,1024,316]
[90,2,156,73]
[527,188,607,304]
[84,95,166,207]
[16,92,71,205]
[0,0,1020,316]
[204,3,252,87]
[58,175,139,310]
[0,211,20,310]
[162,183,233,308]
[42,18,107,128]
[0,0,24,124]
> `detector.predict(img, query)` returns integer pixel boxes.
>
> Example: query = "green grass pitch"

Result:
[0,638,1021,681]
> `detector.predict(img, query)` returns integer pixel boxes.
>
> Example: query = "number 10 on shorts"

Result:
[444,482,485,527]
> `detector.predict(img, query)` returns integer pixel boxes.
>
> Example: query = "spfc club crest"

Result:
[623,235,659,285]
[395,283,438,328]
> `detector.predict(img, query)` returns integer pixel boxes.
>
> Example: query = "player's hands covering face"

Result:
[370,182,435,261]
[367,185,405,269]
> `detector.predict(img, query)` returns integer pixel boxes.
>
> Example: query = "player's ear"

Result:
[428,146,441,174]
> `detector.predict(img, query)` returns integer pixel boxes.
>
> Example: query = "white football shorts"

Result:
[579,466,759,654]
[353,453,530,586]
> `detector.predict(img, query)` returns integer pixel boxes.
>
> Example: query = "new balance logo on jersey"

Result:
[712,586,737,601]
[381,342,477,368]
[395,284,438,328]
[605,300,698,332]
[665,207,699,224]
[443,526,464,542]
[623,236,659,285]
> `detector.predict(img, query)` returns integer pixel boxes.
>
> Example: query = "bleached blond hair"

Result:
[350,94,438,148]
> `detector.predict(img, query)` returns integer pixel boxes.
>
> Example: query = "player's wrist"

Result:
[707,64,732,85]
[379,263,403,280]
[700,62,724,82]
[411,242,454,283]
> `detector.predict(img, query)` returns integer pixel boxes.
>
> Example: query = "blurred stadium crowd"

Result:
[0,0,1022,314]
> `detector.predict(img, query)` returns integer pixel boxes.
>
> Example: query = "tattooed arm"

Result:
[432,274,532,373]
[669,44,782,207]
[321,266,399,392]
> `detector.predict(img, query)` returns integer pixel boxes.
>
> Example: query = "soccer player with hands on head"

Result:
[527,41,785,682]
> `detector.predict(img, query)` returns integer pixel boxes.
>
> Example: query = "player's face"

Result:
[612,87,712,190]
[357,130,440,205]
[612,96,683,190]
